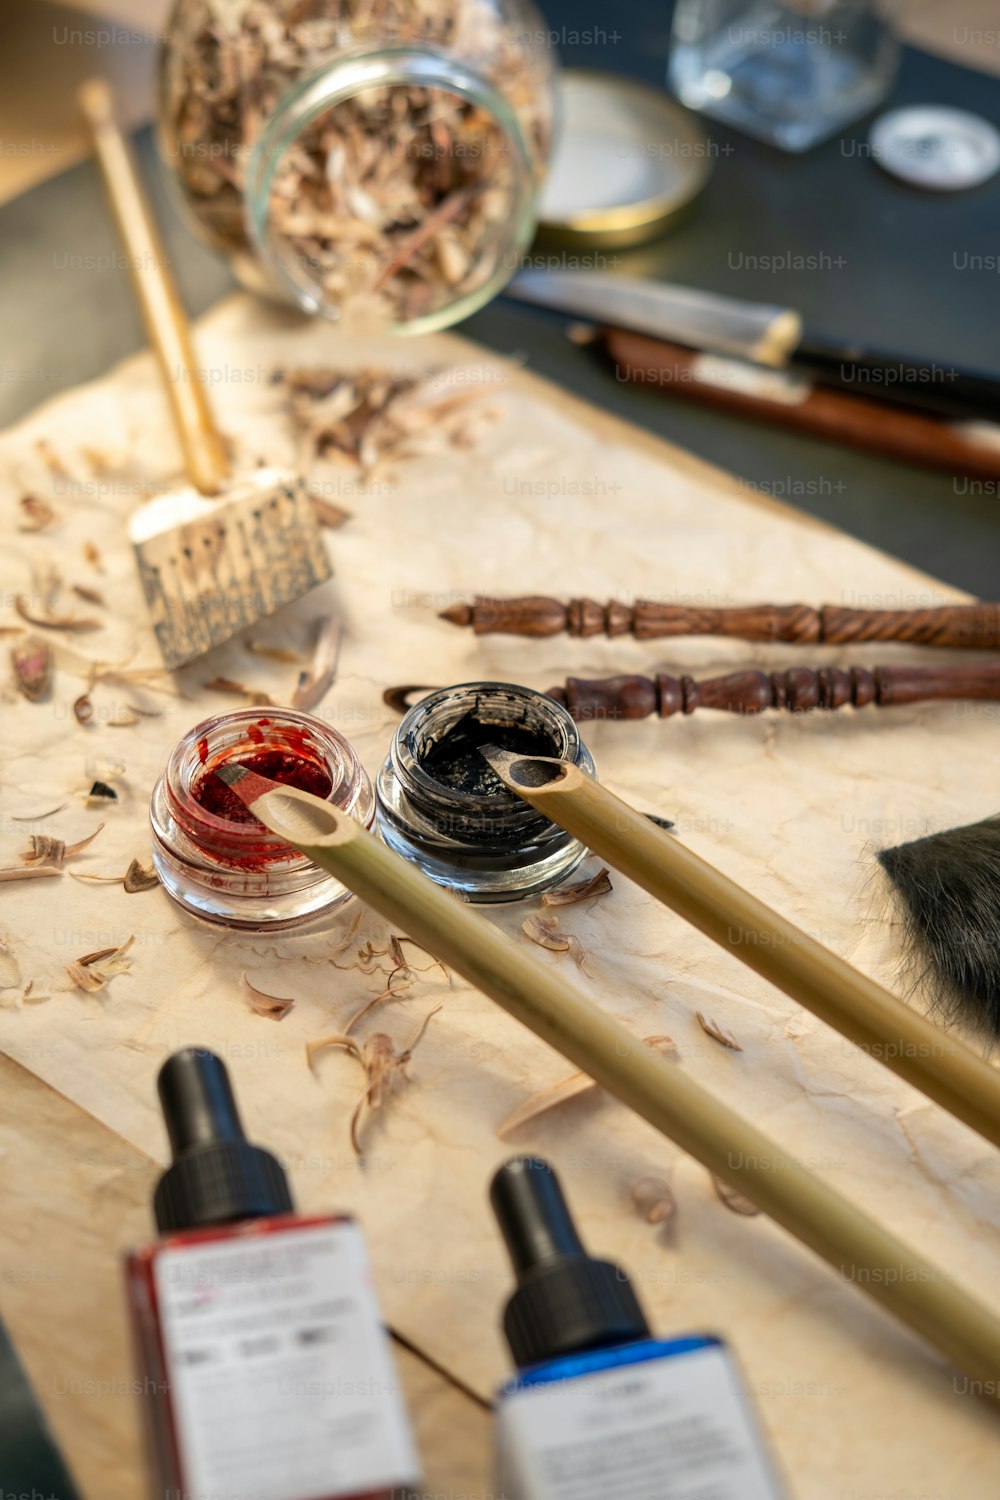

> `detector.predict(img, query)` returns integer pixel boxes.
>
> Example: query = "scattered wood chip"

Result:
[203,676,274,707]
[74,693,94,724]
[0,866,62,883]
[310,494,353,529]
[86,780,118,806]
[20,825,103,867]
[9,803,66,822]
[18,495,57,531]
[11,635,51,701]
[696,1011,743,1052]
[15,595,100,632]
[631,1176,678,1227]
[521,914,585,965]
[0,939,21,990]
[35,438,70,476]
[243,973,297,1021]
[712,1175,761,1216]
[83,541,103,571]
[123,859,159,894]
[292,616,341,712]
[65,934,134,993]
[72,583,106,607]
[497,1035,678,1138]
[246,640,303,663]
[279,367,498,476]
[541,867,613,907]
[307,1007,439,1155]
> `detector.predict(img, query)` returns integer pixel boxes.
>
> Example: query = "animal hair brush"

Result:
[878,817,1000,1041]
[79,78,331,669]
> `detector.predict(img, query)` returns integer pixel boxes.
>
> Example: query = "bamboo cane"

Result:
[480,746,1000,1152]
[216,763,1000,1397]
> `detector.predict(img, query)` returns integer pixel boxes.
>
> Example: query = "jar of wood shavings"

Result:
[159,0,555,332]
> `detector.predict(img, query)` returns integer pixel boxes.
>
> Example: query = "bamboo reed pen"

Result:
[481,747,1000,1151]
[78,77,228,496]
[218,763,1000,1396]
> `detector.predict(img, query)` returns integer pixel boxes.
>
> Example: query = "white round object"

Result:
[538,71,712,241]
[869,106,1000,191]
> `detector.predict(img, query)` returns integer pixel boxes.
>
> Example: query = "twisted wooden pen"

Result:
[440,595,1000,649]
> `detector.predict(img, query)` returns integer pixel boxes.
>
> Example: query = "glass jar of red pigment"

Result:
[151,709,374,930]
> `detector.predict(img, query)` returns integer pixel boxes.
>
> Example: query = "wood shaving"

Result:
[497,1035,678,1138]
[65,935,134,993]
[162,5,551,326]
[20,825,103,867]
[18,495,57,531]
[246,641,304,663]
[279,366,496,475]
[15,595,100,632]
[631,1176,678,1227]
[34,439,71,477]
[74,694,94,725]
[11,635,51,700]
[82,541,103,571]
[72,583,106,607]
[123,859,159,893]
[9,803,66,822]
[0,939,21,991]
[292,616,341,712]
[203,676,274,706]
[712,1175,761,1217]
[541,867,613,907]
[310,494,352,529]
[521,914,585,965]
[696,1011,743,1052]
[0,866,62,883]
[243,973,297,1021]
[307,1006,439,1155]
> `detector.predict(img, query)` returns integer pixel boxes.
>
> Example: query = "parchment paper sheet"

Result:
[1,294,998,1498]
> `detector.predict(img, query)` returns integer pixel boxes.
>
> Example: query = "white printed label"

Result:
[496,1344,787,1500]
[155,1221,419,1500]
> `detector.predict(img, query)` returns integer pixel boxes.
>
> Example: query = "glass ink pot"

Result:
[150,708,374,931]
[375,681,596,903]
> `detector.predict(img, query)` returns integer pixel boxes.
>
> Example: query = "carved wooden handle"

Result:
[441,596,1000,649]
[548,664,1000,721]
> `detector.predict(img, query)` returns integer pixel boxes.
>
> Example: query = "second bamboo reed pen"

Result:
[481,746,1000,1152]
[215,763,1000,1398]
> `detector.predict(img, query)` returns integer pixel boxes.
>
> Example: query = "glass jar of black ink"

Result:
[376,682,595,903]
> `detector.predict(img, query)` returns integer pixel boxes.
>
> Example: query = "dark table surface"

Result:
[3,1,999,595]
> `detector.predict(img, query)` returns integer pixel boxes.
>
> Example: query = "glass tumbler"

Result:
[669,0,900,152]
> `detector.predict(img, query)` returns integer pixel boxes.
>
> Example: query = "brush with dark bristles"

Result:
[879,817,1000,1041]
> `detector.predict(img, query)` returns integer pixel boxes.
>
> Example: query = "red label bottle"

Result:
[125,1048,420,1500]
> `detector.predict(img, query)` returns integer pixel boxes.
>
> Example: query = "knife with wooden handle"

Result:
[602,327,1000,480]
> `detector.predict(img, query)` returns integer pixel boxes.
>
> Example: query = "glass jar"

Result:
[150,708,374,930]
[158,0,556,332]
[375,681,595,903]
[669,0,900,152]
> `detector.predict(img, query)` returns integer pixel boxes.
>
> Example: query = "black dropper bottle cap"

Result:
[490,1156,649,1369]
[153,1048,294,1233]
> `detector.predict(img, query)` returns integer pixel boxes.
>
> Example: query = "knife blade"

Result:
[507,270,1000,423]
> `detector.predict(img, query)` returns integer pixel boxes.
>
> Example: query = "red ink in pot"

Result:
[150,709,374,930]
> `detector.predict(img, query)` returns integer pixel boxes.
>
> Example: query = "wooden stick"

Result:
[549,663,1000,721]
[440,595,1000,649]
[216,764,1000,1396]
[78,78,229,496]
[481,748,1000,1154]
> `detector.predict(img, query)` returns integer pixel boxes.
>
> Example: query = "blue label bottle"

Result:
[490,1156,790,1500]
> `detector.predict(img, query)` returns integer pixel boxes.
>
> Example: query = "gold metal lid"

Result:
[536,70,714,248]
